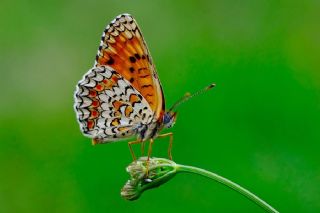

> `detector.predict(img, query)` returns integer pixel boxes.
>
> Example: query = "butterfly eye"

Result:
[163,113,171,124]
[163,112,176,129]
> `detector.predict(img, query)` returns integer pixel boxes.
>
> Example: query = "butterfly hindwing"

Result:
[95,14,165,119]
[74,65,154,142]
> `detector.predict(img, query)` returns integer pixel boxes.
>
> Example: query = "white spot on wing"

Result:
[99,93,109,102]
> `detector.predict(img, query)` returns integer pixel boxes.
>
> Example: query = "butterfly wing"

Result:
[74,66,154,143]
[95,14,165,120]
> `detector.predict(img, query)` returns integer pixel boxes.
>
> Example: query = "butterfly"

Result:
[74,14,215,160]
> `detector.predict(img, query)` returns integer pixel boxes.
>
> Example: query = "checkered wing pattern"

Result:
[74,66,154,143]
[95,14,165,119]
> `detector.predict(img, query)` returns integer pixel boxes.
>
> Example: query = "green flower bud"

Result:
[121,157,177,200]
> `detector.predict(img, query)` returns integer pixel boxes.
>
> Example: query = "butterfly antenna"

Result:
[168,83,216,112]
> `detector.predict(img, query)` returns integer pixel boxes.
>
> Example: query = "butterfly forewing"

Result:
[95,14,165,119]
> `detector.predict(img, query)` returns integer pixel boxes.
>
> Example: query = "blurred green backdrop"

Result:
[1,0,320,212]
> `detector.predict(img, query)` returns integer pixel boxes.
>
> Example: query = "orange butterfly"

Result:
[74,14,215,160]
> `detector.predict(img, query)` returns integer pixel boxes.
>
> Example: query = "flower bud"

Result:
[121,157,177,200]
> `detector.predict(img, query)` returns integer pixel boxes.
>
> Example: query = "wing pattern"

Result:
[74,65,154,142]
[95,14,165,119]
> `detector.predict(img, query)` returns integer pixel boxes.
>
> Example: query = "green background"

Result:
[1,0,320,212]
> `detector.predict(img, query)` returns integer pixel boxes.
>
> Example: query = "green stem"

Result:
[176,164,279,213]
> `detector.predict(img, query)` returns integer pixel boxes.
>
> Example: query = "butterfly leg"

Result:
[157,132,173,160]
[128,139,143,161]
[145,138,154,176]
[147,138,154,161]
[141,141,146,156]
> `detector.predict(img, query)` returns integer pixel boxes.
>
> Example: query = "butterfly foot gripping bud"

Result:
[121,157,177,200]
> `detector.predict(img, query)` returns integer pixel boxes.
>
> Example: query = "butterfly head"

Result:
[163,111,177,129]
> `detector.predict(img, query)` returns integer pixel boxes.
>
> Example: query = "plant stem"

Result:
[176,164,279,213]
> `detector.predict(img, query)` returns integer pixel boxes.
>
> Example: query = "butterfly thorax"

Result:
[136,120,162,141]
[136,111,176,141]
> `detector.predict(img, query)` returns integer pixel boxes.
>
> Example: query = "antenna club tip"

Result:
[207,83,216,90]
[184,92,191,97]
